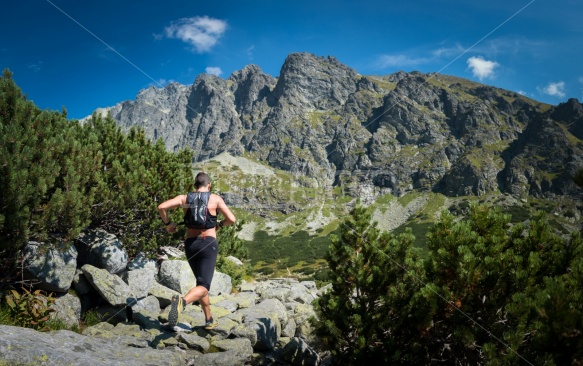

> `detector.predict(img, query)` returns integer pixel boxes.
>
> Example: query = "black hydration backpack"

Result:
[184,191,212,229]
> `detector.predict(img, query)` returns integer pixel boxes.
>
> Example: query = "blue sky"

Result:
[2,0,582,119]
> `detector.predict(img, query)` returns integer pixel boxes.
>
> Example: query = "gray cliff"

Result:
[93,52,583,199]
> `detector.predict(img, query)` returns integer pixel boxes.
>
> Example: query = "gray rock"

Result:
[158,260,196,295]
[281,337,320,366]
[127,252,157,271]
[282,317,297,338]
[82,321,114,336]
[206,317,238,340]
[122,267,156,298]
[131,310,163,331]
[191,349,249,366]
[81,264,132,306]
[224,312,243,324]
[214,299,238,312]
[212,338,253,356]
[148,281,181,308]
[75,229,128,274]
[50,293,81,327]
[259,286,290,302]
[179,332,210,352]
[210,271,232,296]
[159,246,185,259]
[293,303,317,342]
[22,241,77,293]
[239,282,256,292]
[129,295,161,315]
[226,255,243,266]
[72,269,93,295]
[0,325,184,366]
[300,281,317,290]
[254,298,289,324]
[232,292,257,308]
[232,317,279,351]
[318,283,332,296]
[288,283,316,304]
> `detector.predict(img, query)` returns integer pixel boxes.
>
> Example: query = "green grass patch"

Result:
[245,230,335,273]
[398,192,420,207]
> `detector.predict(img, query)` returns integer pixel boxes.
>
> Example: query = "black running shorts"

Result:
[184,236,218,291]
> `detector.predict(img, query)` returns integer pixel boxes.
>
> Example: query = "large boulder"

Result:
[288,283,317,304]
[50,293,81,327]
[21,241,77,293]
[128,295,160,314]
[212,338,253,357]
[234,300,286,351]
[81,264,132,306]
[75,229,128,274]
[179,332,210,352]
[281,337,320,366]
[157,260,196,295]
[158,260,232,296]
[192,349,249,366]
[232,316,279,351]
[72,269,93,295]
[148,281,181,308]
[0,325,185,366]
[121,267,156,299]
[210,271,232,296]
[126,252,157,271]
[293,303,318,343]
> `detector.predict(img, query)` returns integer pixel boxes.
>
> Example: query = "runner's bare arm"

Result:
[216,196,236,227]
[158,195,186,225]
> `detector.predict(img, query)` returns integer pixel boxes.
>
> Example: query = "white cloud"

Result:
[27,62,42,72]
[431,44,465,58]
[205,67,222,76]
[579,76,583,84]
[375,43,461,70]
[377,54,430,68]
[539,81,566,98]
[517,90,528,96]
[164,16,227,53]
[246,45,255,58]
[466,56,499,80]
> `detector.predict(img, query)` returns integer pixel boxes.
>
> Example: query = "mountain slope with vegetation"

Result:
[85,52,583,277]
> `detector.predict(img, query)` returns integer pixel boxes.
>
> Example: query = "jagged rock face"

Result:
[269,53,359,110]
[95,52,583,199]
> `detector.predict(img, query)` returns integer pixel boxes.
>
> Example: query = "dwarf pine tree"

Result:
[317,203,583,365]
[314,204,425,364]
[422,204,583,365]
[0,69,194,260]
[86,115,193,254]
[0,69,100,247]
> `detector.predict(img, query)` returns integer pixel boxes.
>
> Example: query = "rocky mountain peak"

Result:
[270,52,360,110]
[92,53,583,200]
[228,64,276,116]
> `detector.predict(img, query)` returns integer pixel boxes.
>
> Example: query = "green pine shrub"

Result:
[0,69,194,265]
[314,203,583,365]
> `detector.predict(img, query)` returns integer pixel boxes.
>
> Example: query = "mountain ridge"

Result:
[87,52,583,202]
